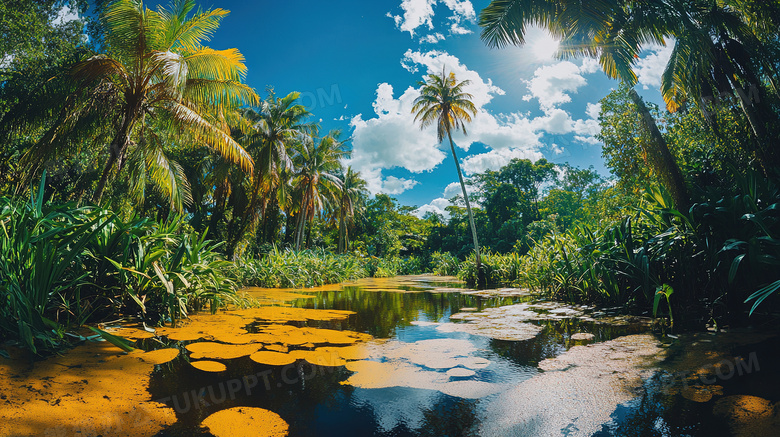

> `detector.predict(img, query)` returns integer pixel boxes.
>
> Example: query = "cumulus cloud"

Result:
[413,181,467,218]
[635,42,674,90]
[349,50,604,196]
[523,61,593,110]
[346,84,444,194]
[460,148,543,175]
[390,0,475,37]
[420,33,445,44]
[383,176,421,194]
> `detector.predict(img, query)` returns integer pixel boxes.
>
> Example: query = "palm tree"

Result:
[411,68,482,278]
[27,0,258,205]
[479,0,692,207]
[223,91,311,255]
[479,0,780,174]
[337,166,368,254]
[292,130,348,251]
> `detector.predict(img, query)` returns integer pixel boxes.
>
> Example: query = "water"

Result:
[145,277,648,436]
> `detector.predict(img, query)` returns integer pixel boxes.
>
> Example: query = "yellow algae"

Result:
[217,332,279,345]
[0,341,176,436]
[289,350,346,367]
[265,344,289,353]
[160,326,211,342]
[249,351,297,366]
[201,406,289,437]
[231,306,354,323]
[185,342,263,360]
[317,345,370,361]
[256,325,370,347]
[104,326,155,339]
[191,360,227,372]
[713,395,780,437]
[136,348,180,365]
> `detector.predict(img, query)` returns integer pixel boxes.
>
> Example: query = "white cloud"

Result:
[443,181,462,198]
[382,176,421,194]
[390,0,475,37]
[580,57,601,74]
[530,108,574,135]
[524,60,603,110]
[390,0,436,36]
[449,23,472,35]
[414,197,451,218]
[420,33,445,44]
[350,50,606,195]
[574,135,601,146]
[585,102,601,120]
[412,181,467,218]
[441,0,475,20]
[346,84,444,195]
[461,148,543,175]
[635,42,674,90]
[53,5,80,25]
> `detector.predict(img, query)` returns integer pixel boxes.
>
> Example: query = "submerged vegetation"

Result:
[1,0,780,356]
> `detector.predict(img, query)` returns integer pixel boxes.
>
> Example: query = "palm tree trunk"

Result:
[447,132,482,284]
[629,88,690,211]
[295,193,308,251]
[338,200,346,254]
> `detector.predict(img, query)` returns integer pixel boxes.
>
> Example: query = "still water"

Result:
[147,276,651,436]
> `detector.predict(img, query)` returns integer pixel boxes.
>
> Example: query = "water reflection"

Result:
[148,276,647,436]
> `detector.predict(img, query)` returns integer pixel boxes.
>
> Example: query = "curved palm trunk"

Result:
[93,113,133,204]
[338,197,348,254]
[447,132,482,284]
[629,88,690,211]
[294,188,309,251]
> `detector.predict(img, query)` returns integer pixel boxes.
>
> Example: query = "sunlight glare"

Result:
[526,27,560,62]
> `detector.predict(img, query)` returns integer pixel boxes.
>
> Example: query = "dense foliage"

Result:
[2,0,780,353]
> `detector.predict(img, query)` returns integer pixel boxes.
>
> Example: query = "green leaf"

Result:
[745,280,780,316]
[87,326,136,352]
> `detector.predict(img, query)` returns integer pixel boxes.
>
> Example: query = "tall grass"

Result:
[458,251,522,287]
[0,175,245,353]
[239,247,369,288]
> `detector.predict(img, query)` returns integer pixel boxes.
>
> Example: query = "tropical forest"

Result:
[1,0,779,436]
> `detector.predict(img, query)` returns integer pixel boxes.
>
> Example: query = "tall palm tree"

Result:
[411,68,482,277]
[223,91,311,254]
[292,130,348,251]
[337,166,368,254]
[27,0,258,204]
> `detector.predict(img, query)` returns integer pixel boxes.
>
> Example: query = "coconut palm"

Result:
[337,166,368,254]
[292,130,348,251]
[222,92,311,254]
[25,0,258,205]
[411,68,482,277]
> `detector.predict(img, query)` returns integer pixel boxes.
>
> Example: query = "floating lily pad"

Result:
[191,360,227,372]
[249,351,296,366]
[137,348,179,365]
[201,406,289,437]
[185,342,262,360]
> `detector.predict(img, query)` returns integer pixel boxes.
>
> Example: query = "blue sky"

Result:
[95,0,674,215]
